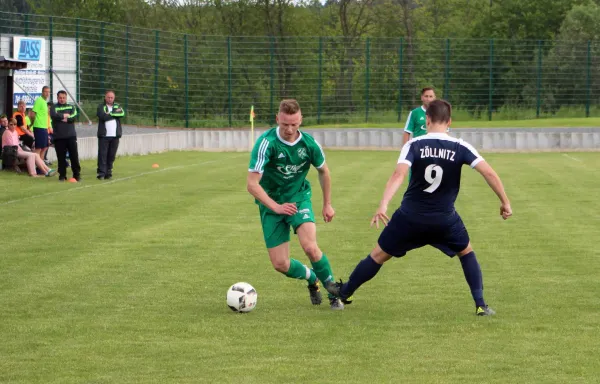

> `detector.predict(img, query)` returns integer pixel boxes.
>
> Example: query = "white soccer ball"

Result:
[226,282,258,313]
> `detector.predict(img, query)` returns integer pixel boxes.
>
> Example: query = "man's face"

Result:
[0,117,8,127]
[421,90,436,107]
[18,102,26,113]
[42,87,50,100]
[276,111,302,141]
[105,92,115,105]
[58,93,67,104]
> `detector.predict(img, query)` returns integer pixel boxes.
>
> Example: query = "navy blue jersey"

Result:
[397,133,484,220]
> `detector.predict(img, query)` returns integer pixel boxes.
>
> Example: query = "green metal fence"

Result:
[1,11,600,128]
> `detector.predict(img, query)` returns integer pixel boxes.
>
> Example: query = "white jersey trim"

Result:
[249,138,270,173]
[470,158,484,168]
[403,110,413,132]
[276,126,303,146]
[397,140,413,167]
[314,139,326,168]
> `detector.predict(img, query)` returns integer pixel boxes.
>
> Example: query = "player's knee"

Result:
[457,243,473,257]
[302,243,321,261]
[272,259,290,273]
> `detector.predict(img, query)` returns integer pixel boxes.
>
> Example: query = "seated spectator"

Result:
[2,118,56,177]
[13,99,35,149]
[0,115,7,138]
[0,115,6,167]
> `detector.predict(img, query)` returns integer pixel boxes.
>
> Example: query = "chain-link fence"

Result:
[1,11,599,128]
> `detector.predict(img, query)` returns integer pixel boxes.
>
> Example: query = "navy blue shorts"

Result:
[378,209,470,258]
[33,128,49,149]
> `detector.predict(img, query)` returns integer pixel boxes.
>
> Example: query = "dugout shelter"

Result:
[0,56,28,116]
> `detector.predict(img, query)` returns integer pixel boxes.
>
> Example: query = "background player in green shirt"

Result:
[247,99,344,310]
[403,87,436,145]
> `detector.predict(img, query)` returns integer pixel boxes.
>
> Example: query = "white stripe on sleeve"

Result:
[403,110,413,132]
[315,139,326,168]
[397,141,413,167]
[460,139,485,168]
[251,138,269,173]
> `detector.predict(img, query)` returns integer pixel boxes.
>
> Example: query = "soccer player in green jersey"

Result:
[403,87,436,145]
[247,99,344,310]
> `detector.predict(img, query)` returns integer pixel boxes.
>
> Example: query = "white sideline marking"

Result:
[562,154,583,162]
[0,155,245,207]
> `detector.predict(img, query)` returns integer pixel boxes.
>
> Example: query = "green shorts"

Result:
[259,200,315,248]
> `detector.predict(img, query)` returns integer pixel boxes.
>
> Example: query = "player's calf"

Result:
[458,250,488,309]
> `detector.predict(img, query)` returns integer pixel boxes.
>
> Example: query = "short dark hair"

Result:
[421,87,435,95]
[42,86,50,92]
[426,99,452,124]
[105,90,115,96]
[0,114,7,119]
[57,90,67,97]
[279,99,301,114]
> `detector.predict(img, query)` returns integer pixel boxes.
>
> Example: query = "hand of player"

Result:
[322,203,335,223]
[500,203,512,220]
[274,203,298,216]
[370,205,390,229]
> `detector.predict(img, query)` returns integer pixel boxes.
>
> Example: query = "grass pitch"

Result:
[1,150,599,383]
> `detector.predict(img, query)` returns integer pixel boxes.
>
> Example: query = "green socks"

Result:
[284,258,317,285]
[282,255,335,290]
[311,253,334,284]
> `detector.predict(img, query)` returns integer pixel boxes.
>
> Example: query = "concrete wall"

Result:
[46,128,600,161]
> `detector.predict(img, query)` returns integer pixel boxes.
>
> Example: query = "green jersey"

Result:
[32,96,49,129]
[404,106,427,138]
[249,127,325,207]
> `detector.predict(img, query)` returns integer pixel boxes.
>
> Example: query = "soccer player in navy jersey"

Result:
[328,99,512,316]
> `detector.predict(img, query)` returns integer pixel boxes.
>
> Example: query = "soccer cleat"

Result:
[341,294,354,305]
[323,279,341,296]
[476,305,496,316]
[329,297,344,310]
[325,279,353,305]
[307,280,322,305]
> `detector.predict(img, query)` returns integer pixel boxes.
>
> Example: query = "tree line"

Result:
[3,0,600,125]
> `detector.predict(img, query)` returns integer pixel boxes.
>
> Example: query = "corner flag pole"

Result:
[250,105,255,149]
[51,69,93,126]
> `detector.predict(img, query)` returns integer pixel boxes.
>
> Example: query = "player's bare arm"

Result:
[246,172,298,216]
[402,132,411,145]
[372,163,410,228]
[474,161,512,220]
[316,163,335,223]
